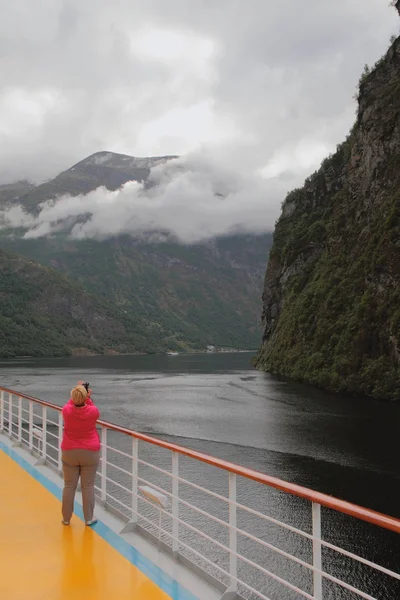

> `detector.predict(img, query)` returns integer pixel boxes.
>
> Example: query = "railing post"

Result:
[132,437,138,522]
[8,393,13,437]
[28,401,33,451]
[101,427,107,504]
[0,390,4,432]
[42,406,47,459]
[18,396,22,443]
[229,472,237,592]
[58,412,63,471]
[312,502,323,600]
[172,451,179,554]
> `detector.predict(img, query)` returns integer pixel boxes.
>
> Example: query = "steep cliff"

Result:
[254,36,400,401]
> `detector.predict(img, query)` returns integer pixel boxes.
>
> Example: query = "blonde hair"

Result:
[71,385,88,406]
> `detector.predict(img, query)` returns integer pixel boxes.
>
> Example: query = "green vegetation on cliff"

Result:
[0,249,173,357]
[0,150,271,353]
[1,233,269,352]
[254,36,400,401]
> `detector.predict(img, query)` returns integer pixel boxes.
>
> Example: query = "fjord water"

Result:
[1,352,399,597]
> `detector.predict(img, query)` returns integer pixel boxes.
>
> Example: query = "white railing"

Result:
[1,387,400,600]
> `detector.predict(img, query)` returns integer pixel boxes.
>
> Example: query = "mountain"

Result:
[0,248,172,358]
[0,180,35,204]
[4,151,178,211]
[0,233,270,351]
[0,152,272,353]
[254,34,400,401]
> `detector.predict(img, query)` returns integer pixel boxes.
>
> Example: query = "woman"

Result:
[61,381,100,526]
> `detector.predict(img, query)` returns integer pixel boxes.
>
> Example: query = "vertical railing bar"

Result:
[158,507,163,548]
[18,396,22,443]
[0,390,4,432]
[101,427,107,503]
[229,472,237,592]
[28,401,33,451]
[8,393,13,437]
[312,502,323,600]
[2,387,400,600]
[58,412,63,471]
[132,437,138,522]
[42,406,47,460]
[172,451,179,554]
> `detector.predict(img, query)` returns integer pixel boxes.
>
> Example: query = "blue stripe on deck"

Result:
[0,440,199,600]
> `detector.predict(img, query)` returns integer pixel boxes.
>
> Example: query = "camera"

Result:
[83,382,90,392]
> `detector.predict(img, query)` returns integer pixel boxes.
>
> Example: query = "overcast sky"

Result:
[0,1,398,241]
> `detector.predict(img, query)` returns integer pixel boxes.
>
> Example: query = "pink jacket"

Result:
[61,397,101,451]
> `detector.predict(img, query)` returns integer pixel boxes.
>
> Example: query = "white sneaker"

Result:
[62,520,70,525]
[85,518,98,526]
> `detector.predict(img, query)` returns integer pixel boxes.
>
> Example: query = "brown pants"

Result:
[62,449,100,522]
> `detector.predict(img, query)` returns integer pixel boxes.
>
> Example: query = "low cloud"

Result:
[1,155,288,243]
[0,1,397,185]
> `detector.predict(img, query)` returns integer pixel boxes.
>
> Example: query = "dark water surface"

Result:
[1,352,399,597]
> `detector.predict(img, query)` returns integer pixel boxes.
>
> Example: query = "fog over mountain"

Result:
[0,0,397,234]
[1,153,284,242]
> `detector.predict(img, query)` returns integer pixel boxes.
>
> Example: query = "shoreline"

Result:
[0,348,257,361]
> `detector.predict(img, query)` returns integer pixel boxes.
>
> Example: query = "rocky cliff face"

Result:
[254,36,400,400]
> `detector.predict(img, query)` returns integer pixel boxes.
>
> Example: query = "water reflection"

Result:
[59,527,97,599]
[1,352,399,516]
[2,352,399,598]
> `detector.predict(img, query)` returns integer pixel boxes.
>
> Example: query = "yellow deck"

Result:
[0,448,181,600]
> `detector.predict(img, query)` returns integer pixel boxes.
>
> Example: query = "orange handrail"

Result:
[1,385,400,535]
